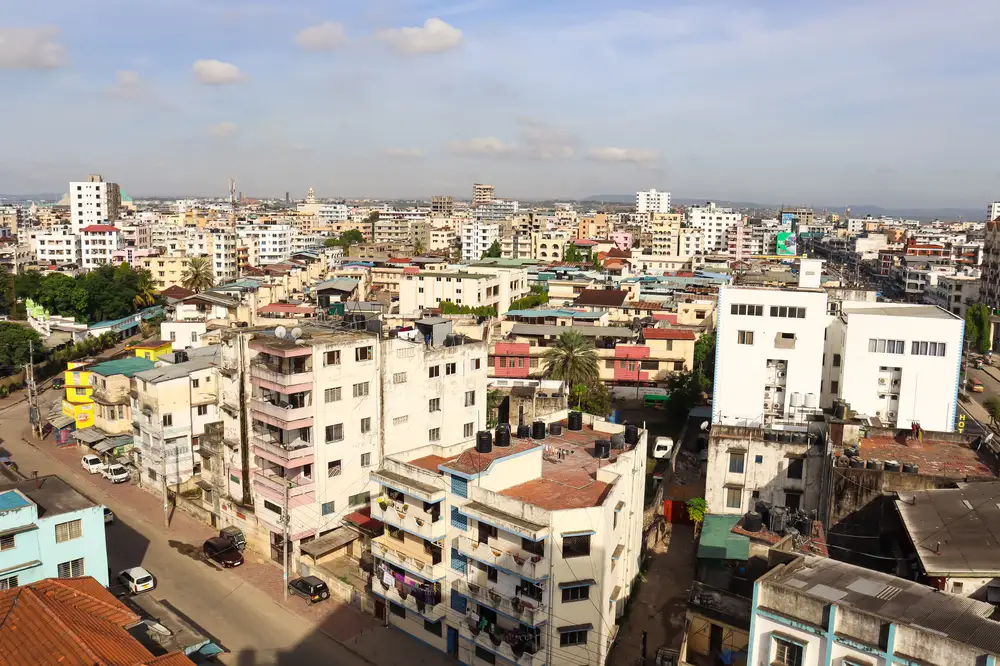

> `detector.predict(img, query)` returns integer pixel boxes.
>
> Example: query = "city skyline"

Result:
[2,0,1000,207]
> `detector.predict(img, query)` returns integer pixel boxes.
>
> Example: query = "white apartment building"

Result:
[368,412,647,666]
[29,227,77,265]
[237,224,293,265]
[375,213,425,244]
[190,229,240,281]
[636,188,671,214]
[79,224,121,269]
[989,201,1000,222]
[134,357,220,491]
[473,183,495,207]
[476,199,519,222]
[461,221,500,262]
[120,223,153,250]
[821,303,962,432]
[418,223,458,252]
[69,174,121,234]
[687,202,742,253]
[398,267,529,315]
[923,273,980,318]
[500,232,533,260]
[151,225,187,253]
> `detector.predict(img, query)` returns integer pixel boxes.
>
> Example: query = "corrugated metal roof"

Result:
[697,514,750,561]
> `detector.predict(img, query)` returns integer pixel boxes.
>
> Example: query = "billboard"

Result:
[776,231,797,255]
[781,212,794,226]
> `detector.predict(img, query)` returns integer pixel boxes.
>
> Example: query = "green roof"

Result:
[697,514,750,561]
[89,357,156,378]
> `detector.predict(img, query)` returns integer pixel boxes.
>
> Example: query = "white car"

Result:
[81,454,104,474]
[652,436,675,460]
[119,567,155,595]
[101,464,129,484]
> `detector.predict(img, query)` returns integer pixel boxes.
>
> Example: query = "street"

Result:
[0,393,430,666]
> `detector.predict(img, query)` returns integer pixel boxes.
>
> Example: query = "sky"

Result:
[2,0,1000,207]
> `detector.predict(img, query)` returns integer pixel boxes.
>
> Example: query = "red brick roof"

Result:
[574,289,628,307]
[0,577,195,666]
[79,225,120,233]
[652,313,678,323]
[643,327,697,341]
[159,285,195,300]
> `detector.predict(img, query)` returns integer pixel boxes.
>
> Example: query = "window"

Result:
[196,405,208,416]
[787,458,804,479]
[325,387,342,403]
[162,414,173,427]
[772,638,803,666]
[328,460,342,477]
[560,629,588,647]
[429,398,441,412]
[640,360,658,370]
[392,415,408,425]
[464,390,476,406]
[428,365,440,378]
[769,306,806,318]
[263,499,282,514]
[361,452,371,467]
[355,346,373,362]
[352,382,369,397]
[728,452,745,474]
[832,353,841,367]
[563,534,591,558]
[471,358,481,370]
[474,646,496,664]
[737,330,754,345]
[831,380,839,393]
[389,602,406,618]
[869,338,904,354]
[952,581,964,593]
[361,417,371,434]
[429,428,441,442]
[562,583,591,602]
[0,575,17,590]
[730,303,763,316]
[424,618,442,636]
[444,362,457,376]
[784,492,801,511]
[912,340,947,356]
[464,423,474,438]
[326,424,344,442]
[0,534,14,551]
[726,487,742,510]
[55,519,82,543]
[325,350,341,366]
[57,558,85,578]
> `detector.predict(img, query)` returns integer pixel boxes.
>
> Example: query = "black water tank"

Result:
[624,424,639,445]
[902,462,919,474]
[531,421,547,440]
[495,424,511,447]
[549,423,563,436]
[865,459,879,470]
[568,411,583,431]
[744,511,763,532]
[595,440,611,459]
[850,458,865,469]
[610,434,625,449]
[884,460,901,472]
[476,431,493,453]
[516,424,531,439]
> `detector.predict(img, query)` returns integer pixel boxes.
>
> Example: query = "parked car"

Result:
[119,567,155,595]
[81,454,104,474]
[652,436,675,460]
[104,507,115,525]
[219,525,246,552]
[203,536,244,568]
[101,464,130,484]
[51,377,65,391]
[287,576,330,604]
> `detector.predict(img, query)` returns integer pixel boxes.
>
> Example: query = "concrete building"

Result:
[980,221,1000,312]
[476,199,519,222]
[237,223,293,265]
[923,273,980,318]
[0,477,109,587]
[750,552,1000,666]
[418,223,458,253]
[531,230,572,262]
[78,224,121,269]
[136,253,189,290]
[398,266,529,316]
[636,188,671,214]
[368,411,647,666]
[650,213,682,255]
[432,196,454,217]
[472,183,495,207]
[29,228,77,266]
[989,201,1000,222]
[688,202,742,253]
[461,221,500,262]
[69,174,120,234]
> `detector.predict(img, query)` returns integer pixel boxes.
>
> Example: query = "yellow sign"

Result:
[958,413,966,433]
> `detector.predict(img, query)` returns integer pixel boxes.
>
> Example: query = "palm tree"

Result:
[542,331,599,389]
[134,270,158,308]
[181,257,215,293]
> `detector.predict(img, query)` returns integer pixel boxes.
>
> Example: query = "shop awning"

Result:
[73,429,106,444]
[48,414,75,429]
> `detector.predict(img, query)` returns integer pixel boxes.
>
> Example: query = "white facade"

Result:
[461,221,500,262]
[79,226,121,269]
[924,273,980,318]
[636,189,671,214]
[687,203,742,253]
[69,175,120,234]
[30,228,77,265]
[989,201,1000,222]
[476,199,519,222]
[237,224,293,265]
[398,267,529,316]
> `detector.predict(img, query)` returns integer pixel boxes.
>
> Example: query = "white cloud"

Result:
[587,147,658,167]
[110,70,143,96]
[0,27,67,69]
[208,121,239,137]
[518,119,577,160]
[447,137,516,156]
[295,22,348,51]
[192,59,245,85]
[381,147,425,158]
[377,18,463,55]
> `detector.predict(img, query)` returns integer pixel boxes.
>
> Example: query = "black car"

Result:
[288,576,330,603]
[203,536,244,567]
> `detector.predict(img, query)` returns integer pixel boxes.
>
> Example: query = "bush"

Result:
[439,301,497,317]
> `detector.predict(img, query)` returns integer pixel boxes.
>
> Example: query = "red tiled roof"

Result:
[343,506,383,534]
[574,289,628,307]
[159,285,195,299]
[79,225,120,233]
[629,301,669,311]
[0,577,195,666]
[258,303,316,315]
[652,313,678,323]
[501,477,611,511]
[643,328,697,341]
[388,257,412,263]
[441,440,540,475]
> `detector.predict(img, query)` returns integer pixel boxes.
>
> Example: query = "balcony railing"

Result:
[452,579,546,626]
[372,498,447,540]
[252,470,315,497]
[250,364,312,387]
[457,535,545,579]
[252,436,314,466]
[372,578,445,621]
[371,537,445,581]
[250,398,313,423]
[458,620,544,666]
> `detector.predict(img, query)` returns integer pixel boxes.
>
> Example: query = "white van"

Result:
[652,436,675,460]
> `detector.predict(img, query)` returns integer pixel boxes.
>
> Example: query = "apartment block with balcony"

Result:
[368,412,648,666]
[398,267,529,316]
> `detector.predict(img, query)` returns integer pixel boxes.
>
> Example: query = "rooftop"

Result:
[853,432,997,479]
[574,289,628,307]
[88,357,155,378]
[0,476,96,518]
[79,224,120,233]
[416,271,492,280]
[127,339,171,350]
[250,326,374,350]
[643,327,698,341]
[895,481,1000,576]
[135,358,216,383]
[504,309,604,320]
[510,323,635,339]
[842,304,957,320]
[258,303,317,315]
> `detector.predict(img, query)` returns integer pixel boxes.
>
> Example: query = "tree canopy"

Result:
[966,303,992,354]
[543,331,599,388]
[694,333,716,376]
[481,240,502,259]
[0,323,41,367]
[324,229,366,249]
[19,264,154,324]
[181,257,215,293]
[564,244,584,263]
[439,301,496,317]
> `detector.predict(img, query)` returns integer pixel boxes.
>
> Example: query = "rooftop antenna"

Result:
[229,177,237,231]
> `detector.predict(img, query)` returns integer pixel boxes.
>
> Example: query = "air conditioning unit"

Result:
[778,371,786,378]
[888,412,897,420]
[777,362,786,369]
[876,411,882,417]
[878,378,887,385]
[892,379,900,386]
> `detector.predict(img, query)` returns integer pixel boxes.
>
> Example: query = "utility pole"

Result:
[26,340,40,438]
[162,434,169,528]
[282,480,290,600]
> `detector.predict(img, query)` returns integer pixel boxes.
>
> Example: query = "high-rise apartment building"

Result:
[687,202,742,253]
[69,175,120,235]
[461,220,500,261]
[636,188,671,214]
[472,183,495,208]
[650,213,682,254]
[989,201,1000,222]
[432,196,454,217]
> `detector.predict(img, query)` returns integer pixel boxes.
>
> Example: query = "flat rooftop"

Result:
[250,326,375,349]
[842,304,956,319]
[895,482,1000,576]
[409,420,639,510]
[0,476,96,518]
[855,433,997,479]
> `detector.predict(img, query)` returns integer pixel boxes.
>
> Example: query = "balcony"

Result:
[372,578,445,621]
[372,498,447,541]
[456,536,546,580]
[371,536,446,581]
[250,364,312,390]
[252,470,315,507]
[458,620,544,666]
[252,435,314,468]
[453,579,546,626]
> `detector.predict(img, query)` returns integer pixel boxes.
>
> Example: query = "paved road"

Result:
[0,397,373,666]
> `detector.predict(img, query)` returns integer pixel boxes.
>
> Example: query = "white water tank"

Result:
[790,392,802,407]
[804,393,818,409]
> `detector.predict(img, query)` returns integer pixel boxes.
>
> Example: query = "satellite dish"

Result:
[290,327,303,340]
[274,326,287,339]
[699,420,710,431]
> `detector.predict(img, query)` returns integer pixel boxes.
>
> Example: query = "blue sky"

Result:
[2,0,999,207]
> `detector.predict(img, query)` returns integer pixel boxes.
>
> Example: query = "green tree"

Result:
[81,265,138,322]
[340,229,365,246]
[14,270,42,302]
[542,331,599,388]
[324,237,340,247]
[590,253,602,271]
[481,240,502,259]
[133,269,158,308]
[987,397,1000,425]
[0,323,42,366]
[967,303,992,354]
[564,244,583,263]
[570,381,611,416]
[686,497,707,537]
[181,257,215,293]
[693,333,717,376]
[35,273,89,321]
